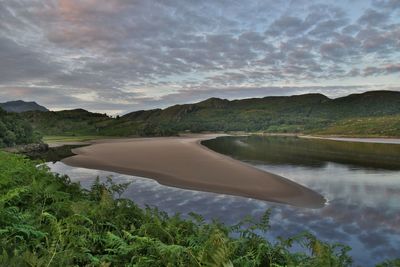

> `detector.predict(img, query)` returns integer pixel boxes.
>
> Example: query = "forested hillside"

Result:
[0,108,40,147]
[18,90,400,137]
[23,109,176,137]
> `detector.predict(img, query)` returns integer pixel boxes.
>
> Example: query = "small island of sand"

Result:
[62,135,325,208]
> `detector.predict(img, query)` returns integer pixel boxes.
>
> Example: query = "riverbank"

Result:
[299,135,400,144]
[240,132,400,144]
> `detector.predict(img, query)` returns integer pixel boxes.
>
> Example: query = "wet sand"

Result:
[62,134,325,208]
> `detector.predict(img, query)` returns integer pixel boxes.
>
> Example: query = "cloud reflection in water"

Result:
[48,159,400,266]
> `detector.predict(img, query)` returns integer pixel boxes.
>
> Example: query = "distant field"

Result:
[43,135,109,143]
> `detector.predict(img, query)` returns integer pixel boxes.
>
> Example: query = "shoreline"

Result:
[232,132,400,144]
[62,134,326,209]
[44,133,400,148]
[298,135,400,144]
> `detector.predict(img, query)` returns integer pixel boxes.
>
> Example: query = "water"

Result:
[47,135,400,266]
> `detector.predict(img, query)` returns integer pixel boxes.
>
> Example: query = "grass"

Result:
[313,115,400,137]
[42,135,113,143]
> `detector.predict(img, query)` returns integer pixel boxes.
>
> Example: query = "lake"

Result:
[47,135,400,266]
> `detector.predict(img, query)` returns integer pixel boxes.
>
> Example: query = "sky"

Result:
[0,0,399,114]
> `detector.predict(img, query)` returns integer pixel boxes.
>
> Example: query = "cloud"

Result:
[0,0,399,113]
[358,9,389,26]
[373,0,400,10]
[0,37,60,84]
[266,16,312,37]
[363,64,400,76]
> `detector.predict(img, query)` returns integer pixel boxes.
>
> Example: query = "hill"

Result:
[19,90,400,137]
[0,100,48,113]
[120,90,400,135]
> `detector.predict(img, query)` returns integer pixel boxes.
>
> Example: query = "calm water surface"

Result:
[47,136,400,266]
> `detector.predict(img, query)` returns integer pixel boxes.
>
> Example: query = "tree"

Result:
[0,108,41,148]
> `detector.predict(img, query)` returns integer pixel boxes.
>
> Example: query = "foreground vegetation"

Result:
[0,151,361,266]
[1,151,399,266]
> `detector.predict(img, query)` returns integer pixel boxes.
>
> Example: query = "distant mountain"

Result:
[0,100,48,113]
[20,90,400,137]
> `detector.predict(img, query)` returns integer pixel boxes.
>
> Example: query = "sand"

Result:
[62,134,325,208]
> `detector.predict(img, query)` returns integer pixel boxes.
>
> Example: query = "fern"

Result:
[0,151,396,266]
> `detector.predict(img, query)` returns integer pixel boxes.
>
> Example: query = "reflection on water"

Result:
[203,135,400,170]
[48,136,400,266]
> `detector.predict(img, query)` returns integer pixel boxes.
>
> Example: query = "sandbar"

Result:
[62,134,325,208]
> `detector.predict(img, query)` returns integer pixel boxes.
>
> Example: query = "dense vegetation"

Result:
[0,108,41,147]
[23,109,176,137]
[21,91,400,138]
[0,151,363,266]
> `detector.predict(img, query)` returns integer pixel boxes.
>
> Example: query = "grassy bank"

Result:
[43,135,108,143]
[311,115,400,137]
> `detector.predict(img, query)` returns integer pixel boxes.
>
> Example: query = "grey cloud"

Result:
[373,0,400,10]
[266,16,312,37]
[356,27,400,54]
[0,37,59,83]
[320,42,346,60]
[347,68,361,77]
[341,24,362,35]
[358,9,389,27]
[363,64,400,76]
[319,33,361,61]
[0,0,399,113]
[309,18,348,37]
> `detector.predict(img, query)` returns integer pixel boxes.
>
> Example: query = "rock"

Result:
[4,143,49,154]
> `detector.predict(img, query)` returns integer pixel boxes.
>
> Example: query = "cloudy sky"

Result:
[0,0,399,114]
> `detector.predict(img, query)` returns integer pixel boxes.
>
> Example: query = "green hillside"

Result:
[20,90,400,137]
[23,108,176,137]
[23,109,111,136]
[0,108,41,147]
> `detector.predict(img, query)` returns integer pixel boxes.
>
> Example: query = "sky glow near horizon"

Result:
[0,0,399,114]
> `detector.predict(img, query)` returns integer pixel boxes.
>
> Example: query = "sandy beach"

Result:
[62,134,325,208]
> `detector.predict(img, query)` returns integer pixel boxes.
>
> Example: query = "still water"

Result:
[47,136,400,266]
